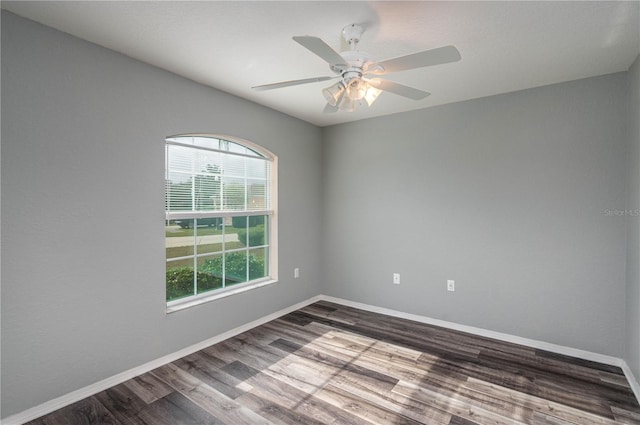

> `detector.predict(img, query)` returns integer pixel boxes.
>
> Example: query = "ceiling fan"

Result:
[252,24,461,113]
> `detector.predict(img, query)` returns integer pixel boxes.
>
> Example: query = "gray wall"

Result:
[322,73,629,357]
[626,55,640,382]
[2,9,638,420]
[1,12,323,417]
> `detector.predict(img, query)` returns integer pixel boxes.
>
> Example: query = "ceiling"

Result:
[2,1,639,127]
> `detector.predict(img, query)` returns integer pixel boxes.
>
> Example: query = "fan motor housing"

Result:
[331,50,373,77]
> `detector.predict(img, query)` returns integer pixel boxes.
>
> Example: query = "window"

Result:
[165,135,277,310]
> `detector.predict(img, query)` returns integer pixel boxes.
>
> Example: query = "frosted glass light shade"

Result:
[363,85,382,106]
[346,78,367,100]
[338,95,359,112]
[322,82,345,106]
[325,78,381,111]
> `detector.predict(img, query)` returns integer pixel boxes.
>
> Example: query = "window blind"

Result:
[166,140,271,217]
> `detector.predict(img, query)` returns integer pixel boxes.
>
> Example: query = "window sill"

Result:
[166,279,278,314]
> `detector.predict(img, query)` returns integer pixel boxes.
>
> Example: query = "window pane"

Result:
[249,216,267,247]
[194,219,224,256]
[231,216,248,246]
[225,251,248,286]
[166,222,194,259]
[166,262,195,301]
[248,248,268,280]
[196,253,224,294]
[224,222,245,252]
[227,140,247,155]
[192,136,220,150]
[230,216,267,248]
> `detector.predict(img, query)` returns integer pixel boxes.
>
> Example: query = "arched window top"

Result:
[166,134,274,161]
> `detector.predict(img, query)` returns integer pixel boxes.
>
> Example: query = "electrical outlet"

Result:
[294,268,300,279]
[393,273,400,284]
[447,280,455,292]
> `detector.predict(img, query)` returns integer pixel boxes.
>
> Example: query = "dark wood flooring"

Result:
[26,301,640,424]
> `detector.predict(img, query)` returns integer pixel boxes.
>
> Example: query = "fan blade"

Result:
[368,79,430,100]
[371,45,461,75]
[292,36,348,69]
[252,76,335,91]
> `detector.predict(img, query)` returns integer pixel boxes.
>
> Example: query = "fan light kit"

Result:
[252,24,461,113]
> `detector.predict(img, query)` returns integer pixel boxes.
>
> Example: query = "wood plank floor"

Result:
[26,301,640,425]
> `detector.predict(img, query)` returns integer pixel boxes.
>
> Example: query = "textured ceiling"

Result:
[2,1,639,127]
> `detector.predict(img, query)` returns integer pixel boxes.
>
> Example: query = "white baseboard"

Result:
[319,295,621,364]
[4,293,639,424]
[1,295,322,425]
[620,360,640,405]
[318,295,640,403]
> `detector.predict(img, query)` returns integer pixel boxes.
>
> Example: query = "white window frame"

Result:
[165,134,278,313]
